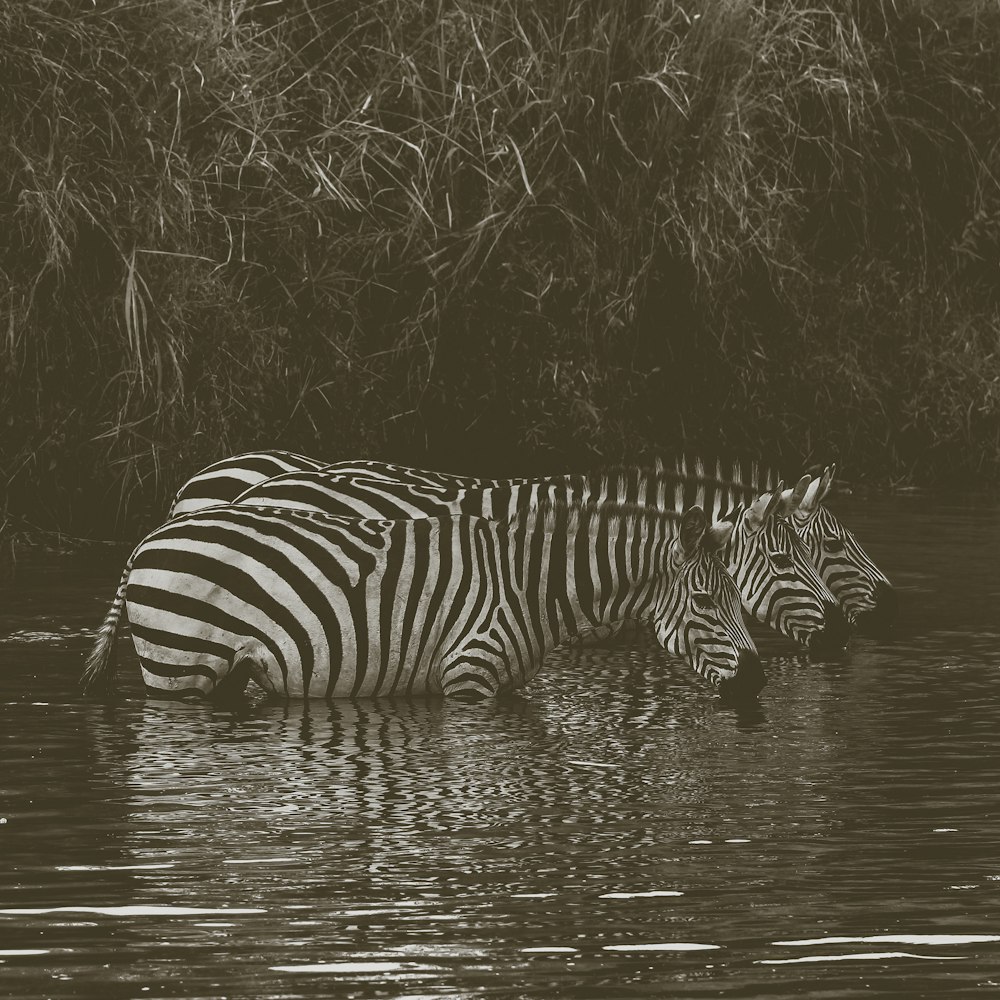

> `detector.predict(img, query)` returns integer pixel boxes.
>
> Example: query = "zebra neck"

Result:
[499,506,665,654]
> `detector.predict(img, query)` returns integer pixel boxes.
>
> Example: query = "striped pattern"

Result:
[166,451,531,518]
[791,465,895,628]
[81,500,762,701]
[167,450,326,518]
[230,467,844,649]
[722,485,847,649]
[669,456,894,629]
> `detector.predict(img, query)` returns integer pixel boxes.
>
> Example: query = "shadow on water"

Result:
[1,493,1000,998]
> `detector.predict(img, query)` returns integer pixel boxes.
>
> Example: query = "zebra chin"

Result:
[711,651,765,700]
[852,582,897,635]
[802,601,851,654]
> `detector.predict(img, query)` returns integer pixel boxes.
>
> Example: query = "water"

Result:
[1,492,999,999]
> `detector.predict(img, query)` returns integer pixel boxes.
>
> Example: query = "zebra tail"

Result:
[81,551,135,695]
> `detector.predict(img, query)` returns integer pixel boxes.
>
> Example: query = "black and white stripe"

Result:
[790,465,895,631]
[672,456,894,629]
[167,450,327,517]
[81,500,761,701]
[166,451,523,518]
[167,450,892,631]
[229,466,845,650]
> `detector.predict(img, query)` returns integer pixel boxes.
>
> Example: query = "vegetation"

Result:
[2,0,1000,542]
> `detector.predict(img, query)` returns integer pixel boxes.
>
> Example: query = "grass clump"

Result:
[2,0,1000,543]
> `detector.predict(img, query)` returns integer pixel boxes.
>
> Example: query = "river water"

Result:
[1,492,998,999]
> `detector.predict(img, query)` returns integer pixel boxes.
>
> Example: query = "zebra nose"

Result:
[808,601,850,654]
[718,650,765,701]
[854,581,897,635]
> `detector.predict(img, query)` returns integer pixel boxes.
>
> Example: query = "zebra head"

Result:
[790,465,895,633]
[653,506,763,700]
[722,479,849,652]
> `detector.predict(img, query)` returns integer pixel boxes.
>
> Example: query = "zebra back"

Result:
[230,462,767,523]
[168,450,327,518]
[167,452,543,519]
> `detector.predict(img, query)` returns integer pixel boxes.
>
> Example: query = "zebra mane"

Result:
[574,456,780,496]
[522,462,773,521]
[663,454,782,493]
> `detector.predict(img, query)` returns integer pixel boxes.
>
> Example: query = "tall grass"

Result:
[2,0,1000,540]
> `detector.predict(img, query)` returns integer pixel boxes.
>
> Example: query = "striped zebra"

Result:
[790,464,895,632]
[81,500,762,701]
[228,466,847,652]
[167,450,892,629]
[679,457,895,631]
[671,456,894,630]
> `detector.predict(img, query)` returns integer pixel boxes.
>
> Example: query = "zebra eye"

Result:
[691,591,715,612]
[822,538,845,554]
[770,552,793,570]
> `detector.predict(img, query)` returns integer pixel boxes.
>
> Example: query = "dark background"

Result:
[3,0,1000,542]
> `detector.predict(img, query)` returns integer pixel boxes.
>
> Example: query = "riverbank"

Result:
[3,0,999,540]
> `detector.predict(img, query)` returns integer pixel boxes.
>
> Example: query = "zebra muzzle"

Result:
[717,650,765,700]
[807,601,850,654]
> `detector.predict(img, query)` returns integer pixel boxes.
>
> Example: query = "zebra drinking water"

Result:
[81,500,762,701]
[165,450,893,629]
[227,466,847,652]
[789,464,895,632]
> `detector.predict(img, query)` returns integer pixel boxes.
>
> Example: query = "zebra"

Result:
[81,499,762,701]
[790,464,895,633]
[166,450,892,629]
[227,466,847,652]
[671,455,895,630]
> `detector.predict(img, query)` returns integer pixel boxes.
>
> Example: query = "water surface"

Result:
[1,493,999,998]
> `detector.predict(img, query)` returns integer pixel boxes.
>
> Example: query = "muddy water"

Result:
[1,492,999,999]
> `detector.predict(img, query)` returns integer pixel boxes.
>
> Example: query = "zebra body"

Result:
[230,467,846,650]
[82,501,761,701]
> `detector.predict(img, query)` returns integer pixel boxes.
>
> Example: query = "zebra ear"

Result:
[818,463,836,501]
[779,475,811,517]
[801,464,836,513]
[746,482,783,532]
[799,474,824,513]
[679,505,707,556]
[705,519,735,552]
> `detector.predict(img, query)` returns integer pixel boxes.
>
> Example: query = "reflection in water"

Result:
[2,494,1000,998]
